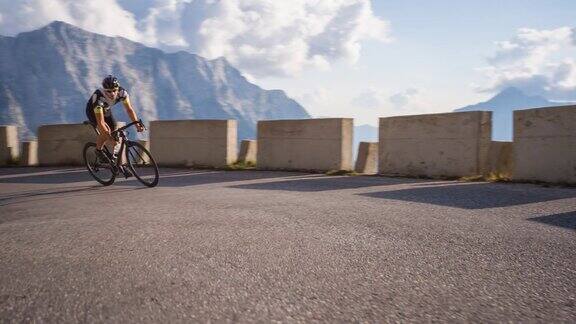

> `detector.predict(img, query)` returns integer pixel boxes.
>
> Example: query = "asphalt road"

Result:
[0,167,575,322]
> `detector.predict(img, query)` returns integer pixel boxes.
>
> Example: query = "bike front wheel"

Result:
[83,142,116,186]
[125,141,159,187]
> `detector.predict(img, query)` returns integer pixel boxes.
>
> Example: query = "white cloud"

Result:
[183,0,391,77]
[388,88,418,108]
[294,86,441,125]
[350,87,422,111]
[138,0,191,49]
[479,27,576,100]
[0,0,141,41]
[0,0,391,78]
[293,87,345,119]
[298,88,330,108]
[350,87,434,116]
[385,88,437,116]
[350,88,384,109]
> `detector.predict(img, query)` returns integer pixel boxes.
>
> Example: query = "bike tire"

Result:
[124,141,159,188]
[83,142,116,186]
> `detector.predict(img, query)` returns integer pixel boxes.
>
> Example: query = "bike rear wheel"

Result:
[125,141,159,187]
[83,142,116,186]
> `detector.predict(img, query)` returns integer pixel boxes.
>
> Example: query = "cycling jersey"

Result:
[85,87,129,117]
[85,87,129,129]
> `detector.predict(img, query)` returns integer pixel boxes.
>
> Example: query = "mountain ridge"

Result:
[0,21,310,140]
[454,87,573,140]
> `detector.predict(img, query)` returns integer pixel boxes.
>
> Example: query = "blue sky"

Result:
[1,0,575,125]
[258,0,576,124]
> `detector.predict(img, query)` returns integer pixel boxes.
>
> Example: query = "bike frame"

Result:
[84,119,145,171]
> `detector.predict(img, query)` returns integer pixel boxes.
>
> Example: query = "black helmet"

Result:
[102,75,120,89]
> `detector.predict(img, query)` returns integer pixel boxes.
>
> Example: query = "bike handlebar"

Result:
[84,119,146,137]
[112,119,146,135]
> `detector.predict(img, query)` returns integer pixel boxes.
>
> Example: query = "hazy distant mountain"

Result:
[454,87,571,141]
[343,87,573,161]
[0,21,310,140]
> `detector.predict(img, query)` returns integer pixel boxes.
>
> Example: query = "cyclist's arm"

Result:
[122,97,139,123]
[122,97,144,132]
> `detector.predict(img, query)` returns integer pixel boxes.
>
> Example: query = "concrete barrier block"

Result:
[379,111,492,178]
[38,122,125,166]
[257,118,353,171]
[485,141,513,178]
[21,141,38,166]
[0,125,19,166]
[38,124,96,165]
[512,105,576,184]
[238,140,257,163]
[137,140,150,164]
[150,120,237,167]
[354,142,378,174]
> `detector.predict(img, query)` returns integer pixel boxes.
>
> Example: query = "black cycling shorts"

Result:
[86,106,116,130]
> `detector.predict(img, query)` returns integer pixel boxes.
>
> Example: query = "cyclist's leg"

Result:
[85,107,107,163]
[93,114,116,150]
[105,113,117,138]
[86,106,106,149]
[105,114,120,156]
[86,107,101,145]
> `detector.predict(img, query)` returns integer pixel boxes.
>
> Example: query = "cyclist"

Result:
[85,75,144,164]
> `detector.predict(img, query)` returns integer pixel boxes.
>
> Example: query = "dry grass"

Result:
[224,160,256,171]
[485,172,512,183]
[3,157,20,166]
[459,172,512,183]
[325,169,358,176]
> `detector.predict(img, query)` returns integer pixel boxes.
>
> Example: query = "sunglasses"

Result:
[104,88,119,93]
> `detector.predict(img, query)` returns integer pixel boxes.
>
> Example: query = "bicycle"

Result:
[82,120,159,187]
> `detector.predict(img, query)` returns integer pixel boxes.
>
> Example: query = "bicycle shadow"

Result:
[0,185,144,209]
[0,167,77,176]
[0,167,308,188]
[114,169,312,188]
[0,168,92,184]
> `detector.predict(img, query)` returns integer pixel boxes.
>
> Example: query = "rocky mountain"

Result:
[0,21,310,140]
[454,87,571,141]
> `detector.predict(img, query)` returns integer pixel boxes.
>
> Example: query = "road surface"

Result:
[0,167,575,322]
